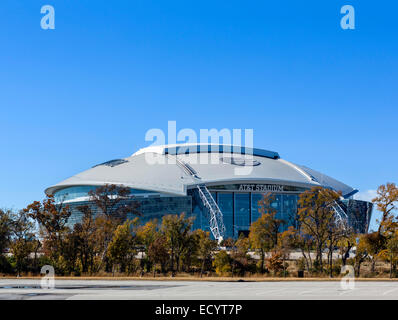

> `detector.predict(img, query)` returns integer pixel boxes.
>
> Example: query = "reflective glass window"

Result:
[217,193,234,239]
[234,193,250,237]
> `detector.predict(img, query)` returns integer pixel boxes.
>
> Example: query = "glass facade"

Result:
[234,193,250,237]
[65,196,192,228]
[217,193,234,238]
[58,184,371,237]
[54,186,157,203]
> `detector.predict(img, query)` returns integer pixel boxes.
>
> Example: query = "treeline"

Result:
[0,183,397,278]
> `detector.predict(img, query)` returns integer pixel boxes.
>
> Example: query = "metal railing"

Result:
[197,184,226,242]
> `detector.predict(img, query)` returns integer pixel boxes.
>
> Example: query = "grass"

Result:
[2,275,398,281]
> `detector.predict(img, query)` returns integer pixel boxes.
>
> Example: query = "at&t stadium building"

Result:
[45,144,373,241]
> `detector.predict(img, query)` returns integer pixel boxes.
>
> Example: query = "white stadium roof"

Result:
[45,143,357,198]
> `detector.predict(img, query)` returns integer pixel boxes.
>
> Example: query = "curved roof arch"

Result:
[45,143,357,198]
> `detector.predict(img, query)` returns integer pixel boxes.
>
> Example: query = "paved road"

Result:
[1,279,398,300]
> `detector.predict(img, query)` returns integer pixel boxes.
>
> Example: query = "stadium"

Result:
[45,144,373,241]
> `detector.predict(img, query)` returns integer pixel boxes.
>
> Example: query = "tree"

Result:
[372,183,398,234]
[266,251,284,276]
[180,232,199,273]
[257,193,285,247]
[23,195,71,264]
[136,220,159,275]
[378,231,398,278]
[249,193,285,273]
[161,213,194,275]
[9,211,36,276]
[88,184,141,271]
[107,219,138,274]
[353,235,368,277]
[88,184,141,221]
[213,250,231,276]
[194,229,217,277]
[297,187,340,271]
[361,232,385,274]
[290,223,314,272]
[337,228,356,267]
[230,235,251,277]
[0,209,13,255]
[73,205,98,274]
[249,215,273,274]
[147,235,169,277]
[278,227,296,277]
[325,219,348,278]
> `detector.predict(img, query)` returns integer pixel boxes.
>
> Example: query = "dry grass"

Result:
[1,275,398,281]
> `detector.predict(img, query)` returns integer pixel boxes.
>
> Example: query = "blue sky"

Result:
[0,1,397,230]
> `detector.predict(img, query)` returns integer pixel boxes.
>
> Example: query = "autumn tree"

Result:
[88,184,141,271]
[147,234,169,276]
[385,233,398,278]
[194,229,217,277]
[107,219,138,274]
[266,251,284,276]
[325,219,349,277]
[161,213,194,275]
[72,205,99,273]
[278,227,296,277]
[257,193,285,247]
[372,183,398,234]
[337,227,356,267]
[297,187,340,271]
[213,250,232,276]
[23,195,71,264]
[9,211,36,276]
[249,193,285,273]
[353,234,368,277]
[0,209,13,259]
[136,219,159,274]
[180,232,199,273]
[249,216,272,274]
[289,220,314,272]
[88,184,141,221]
[230,235,252,277]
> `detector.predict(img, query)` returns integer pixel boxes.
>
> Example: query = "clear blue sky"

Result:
[1,1,397,230]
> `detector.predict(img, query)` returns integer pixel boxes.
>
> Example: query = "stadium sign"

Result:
[238,184,284,192]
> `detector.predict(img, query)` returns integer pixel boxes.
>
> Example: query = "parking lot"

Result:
[1,279,398,300]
